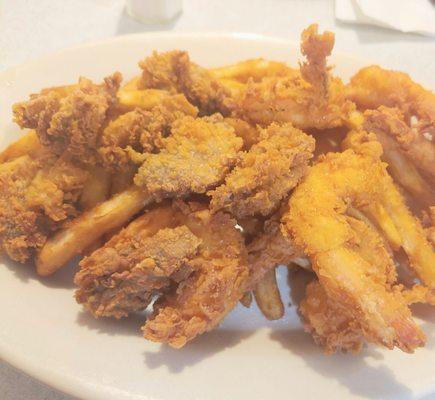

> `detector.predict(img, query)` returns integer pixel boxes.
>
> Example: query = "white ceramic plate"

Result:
[0,32,434,400]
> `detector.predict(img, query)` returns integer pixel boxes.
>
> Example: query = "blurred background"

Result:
[1,0,434,399]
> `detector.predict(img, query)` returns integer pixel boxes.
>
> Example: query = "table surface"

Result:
[0,0,434,399]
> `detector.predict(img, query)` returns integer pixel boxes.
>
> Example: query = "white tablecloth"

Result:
[1,0,434,399]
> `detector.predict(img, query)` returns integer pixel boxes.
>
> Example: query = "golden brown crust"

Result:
[139,50,231,115]
[247,214,302,290]
[99,94,198,171]
[143,209,248,348]
[134,115,243,200]
[75,205,202,318]
[300,280,364,354]
[283,150,432,352]
[0,151,88,262]
[13,73,122,165]
[234,25,354,129]
[209,123,315,218]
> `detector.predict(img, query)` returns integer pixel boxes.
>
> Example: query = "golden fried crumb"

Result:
[209,122,314,218]
[134,115,243,200]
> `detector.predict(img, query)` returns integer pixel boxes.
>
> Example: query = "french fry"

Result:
[210,59,294,82]
[254,268,284,320]
[122,76,141,91]
[0,130,43,163]
[117,88,170,110]
[103,166,138,242]
[240,291,253,308]
[80,166,112,210]
[79,166,112,253]
[36,186,151,276]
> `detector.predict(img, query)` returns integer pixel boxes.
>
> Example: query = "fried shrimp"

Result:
[300,280,364,354]
[342,134,435,285]
[347,65,435,126]
[235,24,353,129]
[343,112,434,207]
[283,150,435,352]
[347,66,434,184]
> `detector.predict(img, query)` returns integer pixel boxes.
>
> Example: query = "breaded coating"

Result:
[346,65,435,125]
[143,207,248,348]
[139,50,231,115]
[283,150,434,352]
[134,115,243,200]
[364,106,435,180]
[99,94,198,171]
[25,154,88,221]
[13,73,121,164]
[347,66,435,200]
[209,123,315,218]
[246,215,302,290]
[0,156,49,262]
[300,280,364,354]
[344,116,434,208]
[235,25,354,129]
[75,205,201,318]
[0,152,88,262]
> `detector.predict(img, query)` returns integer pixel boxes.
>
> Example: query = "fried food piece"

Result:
[79,166,111,211]
[25,154,88,221]
[13,73,122,164]
[99,94,198,171]
[235,25,353,129]
[209,123,314,218]
[0,130,43,163]
[0,156,50,262]
[36,186,151,276]
[300,279,435,354]
[118,88,171,111]
[283,150,434,352]
[75,205,201,318]
[139,50,231,115]
[143,207,248,348]
[344,113,434,207]
[342,133,435,284]
[364,106,435,182]
[134,115,243,200]
[347,66,434,184]
[346,65,435,126]
[0,152,88,263]
[210,59,296,83]
[300,280,364,353]
[253,268,284,320]
[247,215,302,290]
[239,291,253,307]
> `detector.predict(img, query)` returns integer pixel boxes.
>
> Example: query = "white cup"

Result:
[126,0,183,23]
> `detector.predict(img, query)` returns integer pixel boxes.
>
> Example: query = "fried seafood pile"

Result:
[3,24,434,353]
